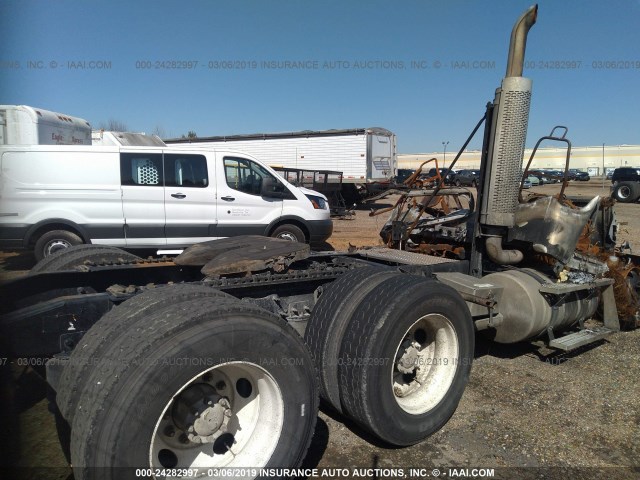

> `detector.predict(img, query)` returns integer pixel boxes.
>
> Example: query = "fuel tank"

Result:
[482,269,599,343]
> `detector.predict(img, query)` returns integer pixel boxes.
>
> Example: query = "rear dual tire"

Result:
[304,267,402,412]
[56,284,232,424]
[306,269,474,445]
[67,296,318,479]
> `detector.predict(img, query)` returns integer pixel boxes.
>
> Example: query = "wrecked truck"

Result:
[0,4,639,479]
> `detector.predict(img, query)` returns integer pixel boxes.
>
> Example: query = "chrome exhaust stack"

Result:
[480,5,538,229]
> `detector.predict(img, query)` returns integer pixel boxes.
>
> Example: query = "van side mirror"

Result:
[261,177,283,198]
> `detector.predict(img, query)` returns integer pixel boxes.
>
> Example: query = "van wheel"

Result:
[271,224,306,243]
[33,230,83,261]
[70,297,318,477]
[30,244,141,274]
[338,275,474,445]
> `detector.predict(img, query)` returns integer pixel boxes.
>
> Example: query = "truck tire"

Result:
[33,229,84,261]
[304,266,402,412]
[56,284,232,424]
[47,386,72,464]
[30,244,141,275]
[612,181,640,203]
[271,224,306,243]
[70,297,318,478]
[338,274,474,446]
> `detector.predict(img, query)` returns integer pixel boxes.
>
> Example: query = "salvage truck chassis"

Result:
[1,5,638,480]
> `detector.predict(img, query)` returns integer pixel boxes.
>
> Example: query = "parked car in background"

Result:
[395,168,415,184]
[573,170,590,181]
[611,167,640,184]
[444,169,457,185]
[526,174,540,186]
[539,169,560,183]
[526,169,547,184]
[549,170,567,181]
[522,178,532,189]
[565,170,577,181]
[423,167,456,185]
[452,169,481,187]
[568,168,589,181]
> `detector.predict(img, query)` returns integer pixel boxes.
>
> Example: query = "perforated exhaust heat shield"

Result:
[480,77,532,227]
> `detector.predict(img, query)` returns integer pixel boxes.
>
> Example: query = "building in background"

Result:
[399,144,640,177]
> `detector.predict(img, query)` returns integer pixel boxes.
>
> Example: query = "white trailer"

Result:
[91,130,166,147]
[165,128,397,202]
[0,105,92,145]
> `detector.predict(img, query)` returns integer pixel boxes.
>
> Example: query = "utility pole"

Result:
[602,143,605,189]
[442,140,449,167]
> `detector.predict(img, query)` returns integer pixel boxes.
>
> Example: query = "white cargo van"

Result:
[0,145,332,260]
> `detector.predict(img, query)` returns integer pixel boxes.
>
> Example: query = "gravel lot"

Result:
[2,180,639,480]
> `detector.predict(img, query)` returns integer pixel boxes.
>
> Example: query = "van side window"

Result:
[164,154,208,188]
[224,157,278,196]
[120,153,163,186]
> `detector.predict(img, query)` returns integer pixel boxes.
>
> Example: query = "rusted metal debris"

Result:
[402,157,443,189]
[371,187,473,251]
[573,219,640,328]
[372,162,640,326]
[407,243,466,259]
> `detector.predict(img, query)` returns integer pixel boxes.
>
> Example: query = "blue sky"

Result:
[1,0,639,153]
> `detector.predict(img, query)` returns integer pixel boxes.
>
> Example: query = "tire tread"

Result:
[304,266,400,411]
[71,297,318,476]
[56,284,231,422]
[338,274,473,445]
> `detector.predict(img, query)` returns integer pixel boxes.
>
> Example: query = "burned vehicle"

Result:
[1,5,638,480]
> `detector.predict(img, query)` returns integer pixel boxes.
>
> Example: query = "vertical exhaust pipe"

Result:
[506,5,539,77]
[480,5,537,229]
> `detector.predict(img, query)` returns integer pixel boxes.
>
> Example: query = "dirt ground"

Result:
[2,180,639,480]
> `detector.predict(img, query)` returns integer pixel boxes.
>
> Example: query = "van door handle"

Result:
[171,193,186,199]
[221,196,235,201]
